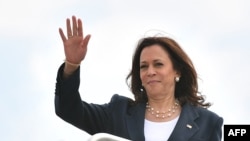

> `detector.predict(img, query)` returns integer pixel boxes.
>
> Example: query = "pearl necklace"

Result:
[146,101,179,119]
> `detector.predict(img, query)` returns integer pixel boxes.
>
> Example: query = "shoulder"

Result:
[177,104,223,140]
[195,106,222,121]
[182,103,223,126]
[105,94,141,119]
[110,94,132,102]
[107,94,134,109]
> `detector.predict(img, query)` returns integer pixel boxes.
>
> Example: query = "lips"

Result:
[147,80,160,84]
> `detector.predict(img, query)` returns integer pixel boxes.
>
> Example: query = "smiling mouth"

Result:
[147,80,160,84]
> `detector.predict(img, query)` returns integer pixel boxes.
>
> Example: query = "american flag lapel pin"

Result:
[186,124,192,129]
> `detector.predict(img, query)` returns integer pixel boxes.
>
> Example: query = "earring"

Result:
[140,84,144,92]
[140,88,144,92]
[175,76,180,82]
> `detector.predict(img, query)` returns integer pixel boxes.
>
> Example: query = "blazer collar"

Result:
[125,103,200,141]
[168,103,199,141]
[126,102,146,141]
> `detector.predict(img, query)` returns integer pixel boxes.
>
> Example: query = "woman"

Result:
[55,16,223,141]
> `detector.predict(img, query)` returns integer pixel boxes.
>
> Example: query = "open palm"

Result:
[59,16,91,64]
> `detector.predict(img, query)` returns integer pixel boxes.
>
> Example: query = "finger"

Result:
[81,34,91,48]
[72,16,78,36]
[66,18,72,38]
[59,28,67,42]
[78,19,83,37]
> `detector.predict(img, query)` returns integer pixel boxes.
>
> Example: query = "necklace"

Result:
[146,101,179,119]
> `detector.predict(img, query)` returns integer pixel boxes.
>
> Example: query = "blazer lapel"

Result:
[168,103,199,141]
[126,102,146,141]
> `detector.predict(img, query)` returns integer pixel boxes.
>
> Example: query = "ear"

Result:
[175,71,181,77]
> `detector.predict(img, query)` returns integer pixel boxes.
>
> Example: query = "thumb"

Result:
[81,34,91,48]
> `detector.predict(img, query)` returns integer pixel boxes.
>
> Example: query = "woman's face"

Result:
[140,44,179,99]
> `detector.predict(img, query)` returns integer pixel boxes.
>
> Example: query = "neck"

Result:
[146,96,180,121]
[147,95,176,111]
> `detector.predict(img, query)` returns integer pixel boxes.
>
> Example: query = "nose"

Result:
[147,66,156,77]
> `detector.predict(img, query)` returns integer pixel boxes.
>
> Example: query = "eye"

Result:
[155,62,163,67]
[140,64,147,69]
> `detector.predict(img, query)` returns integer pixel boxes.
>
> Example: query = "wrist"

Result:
[64,60,81,67]
[63,60,80,78]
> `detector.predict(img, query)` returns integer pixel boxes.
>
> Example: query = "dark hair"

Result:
[126,36,211,108]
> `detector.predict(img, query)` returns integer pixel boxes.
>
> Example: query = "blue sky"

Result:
[1,0,250,140]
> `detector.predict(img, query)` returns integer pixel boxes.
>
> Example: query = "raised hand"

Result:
[59,15,91,65]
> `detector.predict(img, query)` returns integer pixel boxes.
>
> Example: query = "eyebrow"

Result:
[140,59,162,64]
